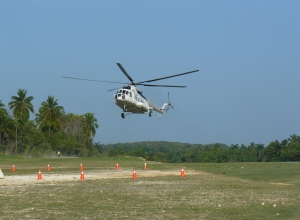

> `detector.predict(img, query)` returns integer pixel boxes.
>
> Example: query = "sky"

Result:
[1,1,299,146]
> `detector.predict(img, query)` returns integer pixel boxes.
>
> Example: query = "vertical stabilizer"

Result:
[160,92,173,114]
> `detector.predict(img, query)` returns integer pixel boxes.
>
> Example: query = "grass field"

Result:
[0,155,300,219]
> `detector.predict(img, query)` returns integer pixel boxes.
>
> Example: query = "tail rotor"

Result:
[159,92,174,114]
[165,92,174,113]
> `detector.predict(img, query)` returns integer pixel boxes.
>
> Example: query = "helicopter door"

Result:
[129,92,133,103]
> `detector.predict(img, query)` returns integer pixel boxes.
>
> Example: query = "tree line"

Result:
[101,134,300,163]
[0,89,98,157]
[1,89,299,162]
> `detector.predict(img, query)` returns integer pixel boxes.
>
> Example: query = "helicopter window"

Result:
[126,91,128,95]
[122,90,125,94]
[130,92,132,97]
[118,94,121,97]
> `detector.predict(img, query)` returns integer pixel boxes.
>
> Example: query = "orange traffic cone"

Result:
[12,165,16,172]
[180,167,185,177]
[116,163,119,170]
[47,164,51,171]
[80,171,85,180]
[132,170,137,179]
[37,170,42,180]
[144,163,147,170]
[79,163,83,171]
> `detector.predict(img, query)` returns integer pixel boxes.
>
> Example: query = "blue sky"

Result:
[1,1,299,146]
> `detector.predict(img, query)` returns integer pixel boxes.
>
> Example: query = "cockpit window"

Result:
[126,91,128,95]
[122,90,125,94]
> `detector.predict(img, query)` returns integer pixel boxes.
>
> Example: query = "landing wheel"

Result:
[121,113,125,119]
[149,111,152,117]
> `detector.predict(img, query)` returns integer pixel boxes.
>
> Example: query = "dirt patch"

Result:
[0,169,201,186]
[271,182,292,186]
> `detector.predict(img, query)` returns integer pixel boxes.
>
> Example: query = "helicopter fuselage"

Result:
[114,86,161,115]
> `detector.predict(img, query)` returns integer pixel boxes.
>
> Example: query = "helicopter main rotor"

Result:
[116,63,198,88]
[62,63,199,90]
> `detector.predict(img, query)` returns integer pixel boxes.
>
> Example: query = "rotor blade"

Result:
[116,63,135,83]
[138,70,199,84]
[107,87,121,92]
[141,84,186,88]
[62,76,128,84]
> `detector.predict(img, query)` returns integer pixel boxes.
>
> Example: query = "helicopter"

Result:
[63,63,199,119]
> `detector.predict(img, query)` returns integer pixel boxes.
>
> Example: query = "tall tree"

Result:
[255,143,265,159]
[82,112,98,144]
[265,140,282,161]
[36,96,65,133]
[287,134,300,161]
[34,112,44,129]
[62,113,84,138]
[288,134,300,144]
[8,89,34,155]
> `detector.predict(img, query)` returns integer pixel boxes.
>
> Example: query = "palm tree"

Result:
[0,99,7,115]
[248,142,257,156]
[34,112,44,129]
[9,89,34,118]
[36,96,65,133]
[82,112,98,144]
[8,89,34,155]
[255,143,265,159]
[288,134,300,144]
[230,144,239,149]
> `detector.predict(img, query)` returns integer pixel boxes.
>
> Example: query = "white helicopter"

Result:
[63,63,198,119]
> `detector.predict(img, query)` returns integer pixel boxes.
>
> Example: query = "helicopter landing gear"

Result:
[121,113,125,119]
[149,111,152,117]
